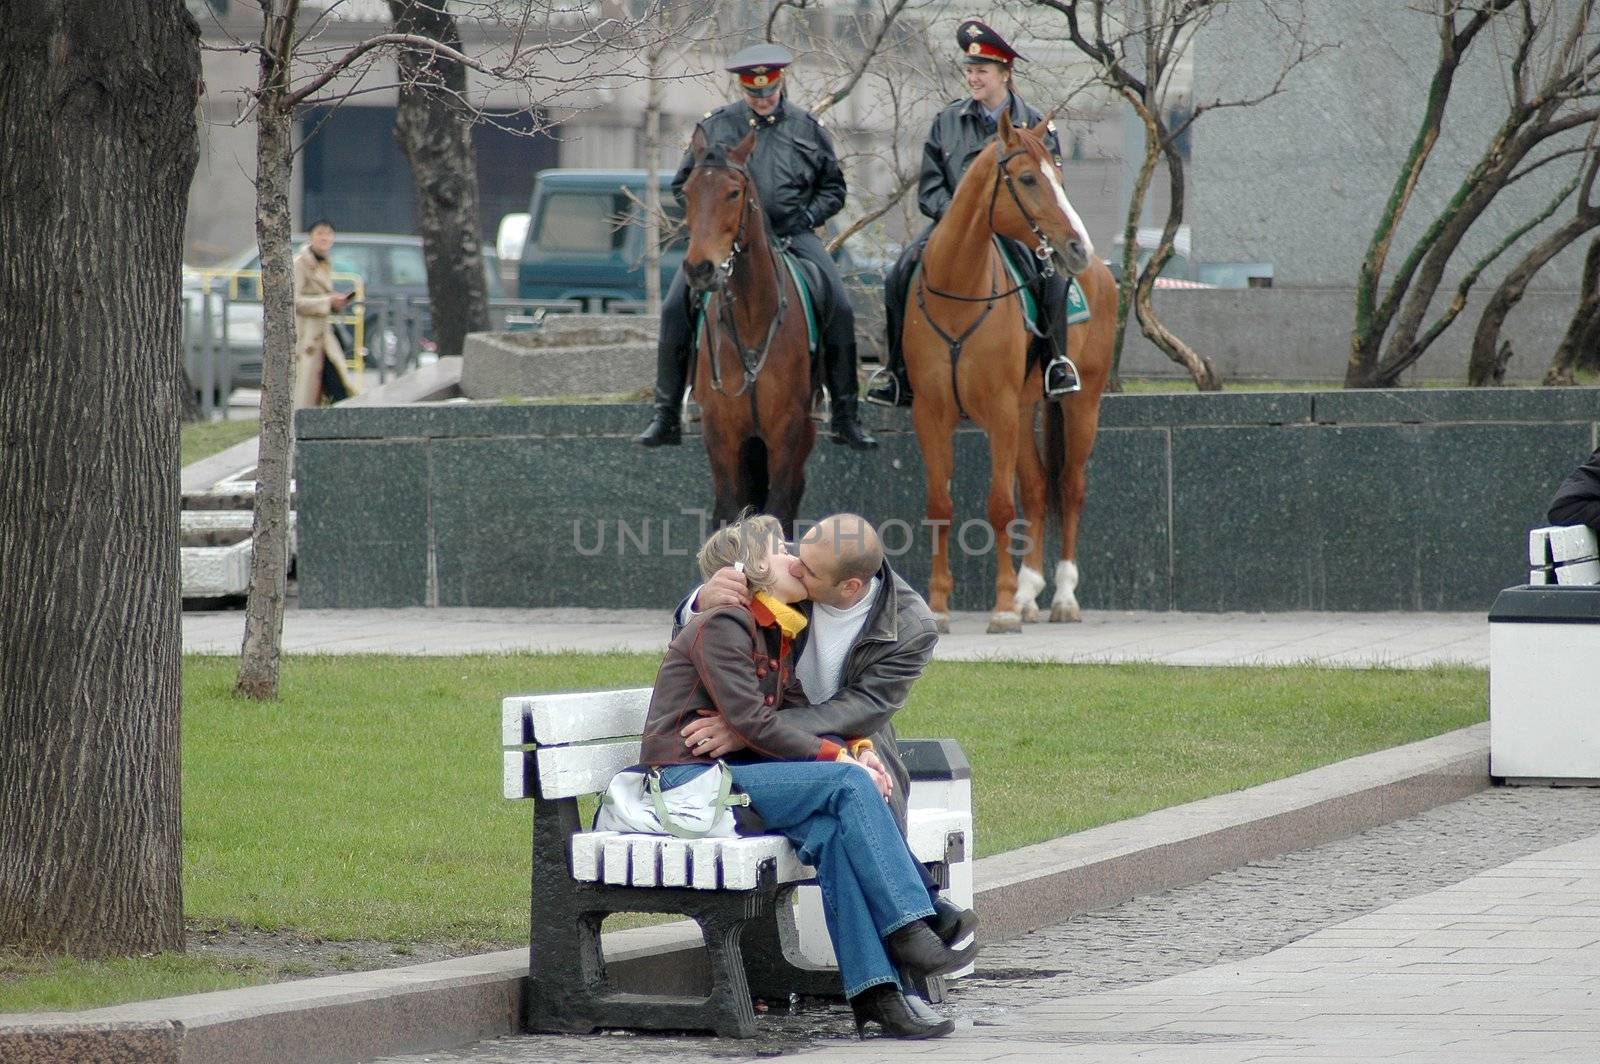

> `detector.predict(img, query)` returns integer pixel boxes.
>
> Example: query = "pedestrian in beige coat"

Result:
[293,221,359,408]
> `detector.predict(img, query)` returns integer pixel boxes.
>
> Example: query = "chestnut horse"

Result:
[903,113,1117,633]
[680,128,817,534]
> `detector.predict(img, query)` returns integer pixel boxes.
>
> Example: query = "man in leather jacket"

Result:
[636,43,877,451]
[868,19,1082,408]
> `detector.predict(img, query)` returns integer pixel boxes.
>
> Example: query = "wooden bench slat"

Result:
[502,689,653,749]
[536,740,643,798]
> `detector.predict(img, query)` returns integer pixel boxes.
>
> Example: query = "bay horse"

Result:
[903,112,1117,633]
[680,128,817,535]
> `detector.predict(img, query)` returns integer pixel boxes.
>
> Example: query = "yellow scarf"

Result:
[752,592,808,640]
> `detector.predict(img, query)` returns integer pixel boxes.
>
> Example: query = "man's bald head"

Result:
[797,514,883,606]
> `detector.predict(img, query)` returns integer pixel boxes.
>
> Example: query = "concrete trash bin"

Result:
[1489,584,1600,783]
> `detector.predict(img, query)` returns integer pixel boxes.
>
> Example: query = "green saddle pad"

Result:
[992,237,1092,328]
[693,251,820,354]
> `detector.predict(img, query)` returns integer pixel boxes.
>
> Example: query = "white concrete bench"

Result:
[501,686,973,1038]
[1528,524,1600,585]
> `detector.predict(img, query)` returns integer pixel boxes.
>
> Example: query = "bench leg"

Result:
[700,912,760,1038]
[741,891,844,1002]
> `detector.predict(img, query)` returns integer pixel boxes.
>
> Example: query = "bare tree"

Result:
[0,0,199,956]
[1347,0,1600,387]
[229,0,662,699]
[1033,0,1321,391]
[1546,232,1600,382]
[387,0,490,361]
[1467,130,1600,384]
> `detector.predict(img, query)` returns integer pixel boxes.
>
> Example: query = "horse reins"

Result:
[694,158,791,432]
[915,140,1063,418]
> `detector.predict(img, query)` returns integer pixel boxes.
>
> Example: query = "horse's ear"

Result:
[997,108,1017,148]
[690,125,709,162]
[728,129,757,166]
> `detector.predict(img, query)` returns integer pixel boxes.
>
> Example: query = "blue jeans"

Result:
[658,761,937,998]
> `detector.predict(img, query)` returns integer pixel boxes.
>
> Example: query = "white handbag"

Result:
[594,761,749,839]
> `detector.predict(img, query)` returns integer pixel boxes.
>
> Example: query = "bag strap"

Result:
[646,763,750,841]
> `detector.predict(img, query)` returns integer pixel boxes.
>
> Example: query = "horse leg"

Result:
[912,398,957,634]
[1013,398,1048,624]
[1051,394,1102,623]
[702,418,745,529]
[765,420,814,538]
[983,405,1024,635]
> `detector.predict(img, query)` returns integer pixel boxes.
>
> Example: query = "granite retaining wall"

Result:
[295,389,1600,612]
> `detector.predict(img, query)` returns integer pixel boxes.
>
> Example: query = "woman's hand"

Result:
[681,711,747,758]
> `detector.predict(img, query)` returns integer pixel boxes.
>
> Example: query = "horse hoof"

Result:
[987,611,1023,634]
[1050,603,1082,623]
[933,613,950,634]
[1020,603,1041,624]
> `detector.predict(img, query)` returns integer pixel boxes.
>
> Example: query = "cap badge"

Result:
[965,24,982,38]
[752,74,769,87]
[968,42,983,55]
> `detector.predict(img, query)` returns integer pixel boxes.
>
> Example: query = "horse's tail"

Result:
[1043,399,1066,533]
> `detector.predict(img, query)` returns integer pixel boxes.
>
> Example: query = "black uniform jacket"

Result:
[672,98,847,238]
[918,91,1063,222]
[1548,446,1600,531]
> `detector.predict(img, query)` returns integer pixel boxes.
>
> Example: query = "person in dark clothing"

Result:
[868,19,1083,408]
[1548,445,1600,531]
[636,43,877,451]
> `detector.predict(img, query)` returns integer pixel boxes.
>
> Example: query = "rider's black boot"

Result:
[635,329,691,447]
[831,395,879,450]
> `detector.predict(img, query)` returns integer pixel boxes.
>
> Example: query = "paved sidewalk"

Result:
[183,607,1488,667]
[788,831,1600,1063]
[370,789,1600,1064]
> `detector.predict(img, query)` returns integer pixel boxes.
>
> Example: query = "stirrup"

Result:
[1044,356,1082,399]
[864,366,904,408]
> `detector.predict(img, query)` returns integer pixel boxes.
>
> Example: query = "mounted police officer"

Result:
[868,19,1082,408]
[636,43,878,451]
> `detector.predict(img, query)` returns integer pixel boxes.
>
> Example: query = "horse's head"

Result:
[681,127,760,294]
[986,112,1094,277]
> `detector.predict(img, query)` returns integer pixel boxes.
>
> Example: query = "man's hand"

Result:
[694,566,752,612]
[857,748,894,801]
[681,711,747,758]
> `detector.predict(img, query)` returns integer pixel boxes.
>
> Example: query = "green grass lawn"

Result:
[0,653,1486,1013]
[180,418,259,467]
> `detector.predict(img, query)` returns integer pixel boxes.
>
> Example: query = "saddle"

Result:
[693,248,822,355]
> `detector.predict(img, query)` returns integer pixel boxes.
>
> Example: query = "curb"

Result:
[0,723,1489,1063]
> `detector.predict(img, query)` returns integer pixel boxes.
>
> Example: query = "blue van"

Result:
[517,170,682,310]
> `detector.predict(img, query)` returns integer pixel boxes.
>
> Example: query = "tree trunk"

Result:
[1468,210,1600,385]
[1547,233,1600,383]
[643,40,665,316]
[237,5,299,700]
[1131,99,1220,391]
[0,0,198,956]
[1110,95,1162,389]
[388,0,488,362]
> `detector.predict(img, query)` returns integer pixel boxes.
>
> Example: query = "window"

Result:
[536,192,627,253]
[327,245,378,286]
[387,244,428,286]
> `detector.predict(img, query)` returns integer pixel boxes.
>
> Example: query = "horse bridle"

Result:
[691,157,790,399]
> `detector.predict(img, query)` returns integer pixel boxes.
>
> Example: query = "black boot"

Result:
[849,983,954,1040]
[886,917,977,979]
[831,395,878,450]
[636,311,692,446]
[929,898,979,950]
[635,407,681,447]
[1043,355,1082,398]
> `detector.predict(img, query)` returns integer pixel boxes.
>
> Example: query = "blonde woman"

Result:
[636,514,972,1039]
